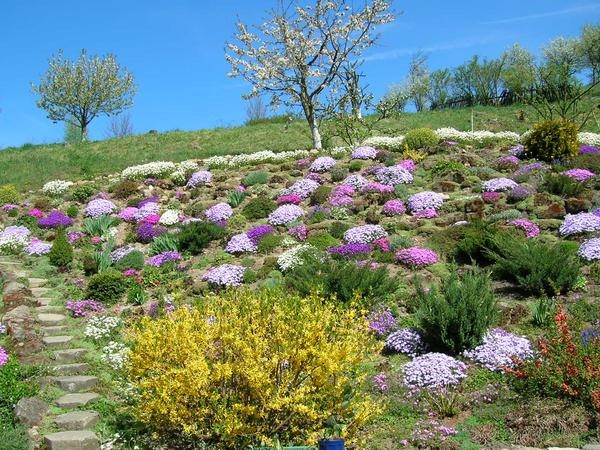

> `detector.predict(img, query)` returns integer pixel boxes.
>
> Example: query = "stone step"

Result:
[28,278,47,288]
[13,270,29,278]
[43,335,74,348]
[53,376,98,393]
[35,305,63,313]
[41,326,68,336]
[53,363,91,376]
[53,349,88,363]
[38,313,66,326]
[54,410,100,431]
[0,260,20,266]
[37,297,54,306]
[44,430,100,450]
[31,287,52,297]
[55,392,100,408]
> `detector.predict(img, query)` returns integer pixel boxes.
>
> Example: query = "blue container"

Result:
[318,439,344,450]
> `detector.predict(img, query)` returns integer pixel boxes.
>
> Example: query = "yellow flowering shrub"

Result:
[401,147,427,162]
[126,288,380,448]
[523,119,578,162]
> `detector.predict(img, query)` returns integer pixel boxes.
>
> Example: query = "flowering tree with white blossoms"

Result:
[225,0,395,149]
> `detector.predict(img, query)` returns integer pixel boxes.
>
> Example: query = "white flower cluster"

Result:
[362,136,405,151]
[277,244,316,271]
[329,146,352,157]
[435,128,520,144]
[0,226,31,252]
[84,315,121,340]
[159,209,180,226]
[101,341,130,370]
[579,132,600,147]
[121,161,177,180]
[42,180,74,196]
[205,149,313,169]
[170,160,199,185]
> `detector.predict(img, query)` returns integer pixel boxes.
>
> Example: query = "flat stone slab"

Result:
[55,393,100,408]
[41,326,68,336]
[53,376,98,392]
[38,313,66,326]
[37,297,54,306]
[36,305,63,313]
[30,287,51,297]
[53,363,91,375]
[53,349,87,363]
[54,410,100,431]
[28,278,47,288]
[44,430,100,450]
[43,335,74,348]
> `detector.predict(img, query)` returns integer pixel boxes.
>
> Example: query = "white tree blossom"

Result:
[225,0,394,149]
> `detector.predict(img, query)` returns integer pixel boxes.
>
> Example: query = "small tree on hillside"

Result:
[225,0,395,149]
[578,23,600,83]
[406,51,430,111]
[32,49,136,140]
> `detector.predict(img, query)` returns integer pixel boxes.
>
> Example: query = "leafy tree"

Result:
[32,49,136,139]
[501,43,536,97]
[578,23,600,83]
[453,55,506,105]
[427,68,452,109]
[225,0,394,149]
[406,51,430,111]
[542,36,582,81]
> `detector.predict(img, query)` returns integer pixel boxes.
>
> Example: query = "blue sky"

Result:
[0,0,599,148]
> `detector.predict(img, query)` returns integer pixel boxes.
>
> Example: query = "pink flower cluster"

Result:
[395,247,439,267]
[561,168,596,182]
[277,194,302,205]
[507,219,540,238]
[329,185,355,207]
[382,199,406,216]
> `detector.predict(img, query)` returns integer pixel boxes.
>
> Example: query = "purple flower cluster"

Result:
[351,146,378,160]
[111,246,137,262]
[329,185,355,207]
[397,159,416,173]
[268,204,305,226]
[409,420,457,447]
[66,299,105,318]
[246,224,276,244]
[117,207,139,222]
[507,219,540,238]
[309,156,337,172]
[495,155,520,169]
[463,328,533,372]
[343,225,387,244]
[277,194,302,205]
[288,224,308,241]
[205,203,234,224]
[67,231,84,244]
[361,182,394,194]
[403,353,468,389]
[509,144,525,156]
[482,177,519,192]
[481,191,501,204]
[306,172,324,183]
[327,243,372,257]
[368,309,397,336]
[343,174,368,190]
[136,222,166,243]
[413,208,438,219]
[580,145,600,154]
[186,170,212,188]
[578,238,600,261]
[146,251,182,267]
[561,168,596,182]
[2,204,19,212]
[26,238,51,256]
[382,199,406,216]
[385,328,427,357]
[0,347,8,367]
[376,166,413,186]
[138,196,160,208]
[85,199,117,218]
[408,191,444,212]
[373,371,388,392]
[282,178,320,199]
[225,233,258,254]
[396,247,439,267]
[202,264,246,287]
[559,212,600,236]
[38,210,73,228]
[507,185,532,202]
[513,162,546,178]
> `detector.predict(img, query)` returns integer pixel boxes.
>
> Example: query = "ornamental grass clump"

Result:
[416,268,497,354]
[463,328,533,372]
[126,288,379,448]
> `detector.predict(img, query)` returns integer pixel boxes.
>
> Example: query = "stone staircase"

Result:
[1,258,102,450]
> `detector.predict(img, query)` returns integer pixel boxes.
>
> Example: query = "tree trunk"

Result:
[310,115,322,150]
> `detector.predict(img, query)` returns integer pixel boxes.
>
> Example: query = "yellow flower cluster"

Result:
[126,288,380,448]
[401,147,427,162]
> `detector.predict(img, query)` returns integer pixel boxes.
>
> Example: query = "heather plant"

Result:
[416,268,498,354]
[85,269,127,304]
[242,196,276,220]
[486,233,581,295]
[453,220,501,265]
[48,227,74,268]
[404,128,439,150]
[522,119,579,162]
[126,288,379,447]
[306,232,339,250]
[177,222,225,255]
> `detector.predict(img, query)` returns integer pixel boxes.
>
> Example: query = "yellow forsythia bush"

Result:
[126,288,380,448]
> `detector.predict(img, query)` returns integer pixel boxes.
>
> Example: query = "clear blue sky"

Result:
[0,0,599,148]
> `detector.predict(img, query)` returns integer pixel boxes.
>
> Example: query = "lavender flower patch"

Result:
[368,309,397,336]
[205,203,234,224]
[309,156,337,172]
[403,353,467,389]
[507,219,540,238]
[343,174,368,190]
[246,225,276,244]
[385,328,427,357]
[408,191,444,212]
[327,243,372,258]
[281,178,320,199]
[268,204,305,226]
[482,177,519,192]
[202,264,246,287]
[186,170,212,188]
[343,225,387,244]
[463,328,533,372]
[85,199,117,218]
[146,251,182,267]
[396,247,439,267]
[351,146,378,160]
[376,166,413,186]
[225,233,258,254]
[559,212,600,236]
[578,238,600,261]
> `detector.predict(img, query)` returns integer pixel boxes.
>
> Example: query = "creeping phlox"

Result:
[42,180,73,196]
[121,161,177,180]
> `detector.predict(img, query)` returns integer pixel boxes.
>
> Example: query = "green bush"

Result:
[86,269,127,304]
[310,185,332,206]
[330,166,348,182]
[523,119,579,162]
[329,221,351,239]
[110,180,140,199]
[486,233,581,296]
[184,202,205,218]
[404,128,439,151]
[81,252,98,276]
[113,250,145,271]
[454,221,501,265]
[348,161,363,172]
[150,234,179,256]
[242,171,270,186]
[306,232,339,250]
[542,173,587,197]
[286,255,398,305]
[66,204,79,218]
[242,197,276,220]
[0,184,21,205]
[48,228,74,268]
[71,184,96,203]
[416,268,497,354]
[257,234,283,254]
[431,160,467,178]
[177,222,225,255]
[0,357,38,426]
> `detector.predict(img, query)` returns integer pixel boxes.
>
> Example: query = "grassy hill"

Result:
[2,97,599,190]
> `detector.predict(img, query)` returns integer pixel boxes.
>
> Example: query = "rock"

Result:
[14,397,48,427]
[2,281,35,309]
[53,349,87,363]
[30,287,51,298]
[55,393,100,408]
[538,202,566,219]
[565,197,592,214]
[44,431,100,450]
[54,411,100,431]
[41,326,68,336]
[3,305,42,355]
[53,376,98,392]
[582,445,600,450]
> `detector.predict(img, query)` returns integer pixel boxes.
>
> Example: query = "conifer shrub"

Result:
[329,221,351,239]
[177,222,225,255]
[404,128,439,151]
[242,197,276,220]
[310,185,332,205]
[85,269,126,304]
[522,119,578,162]
[416,268,498,355]
[306,232,339,250]
[48,228,74,268]
[71,184,96,203]
[542,173,586,197]
[110,180,140,199]
[126,288,379,448]
[0,184,21,205]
